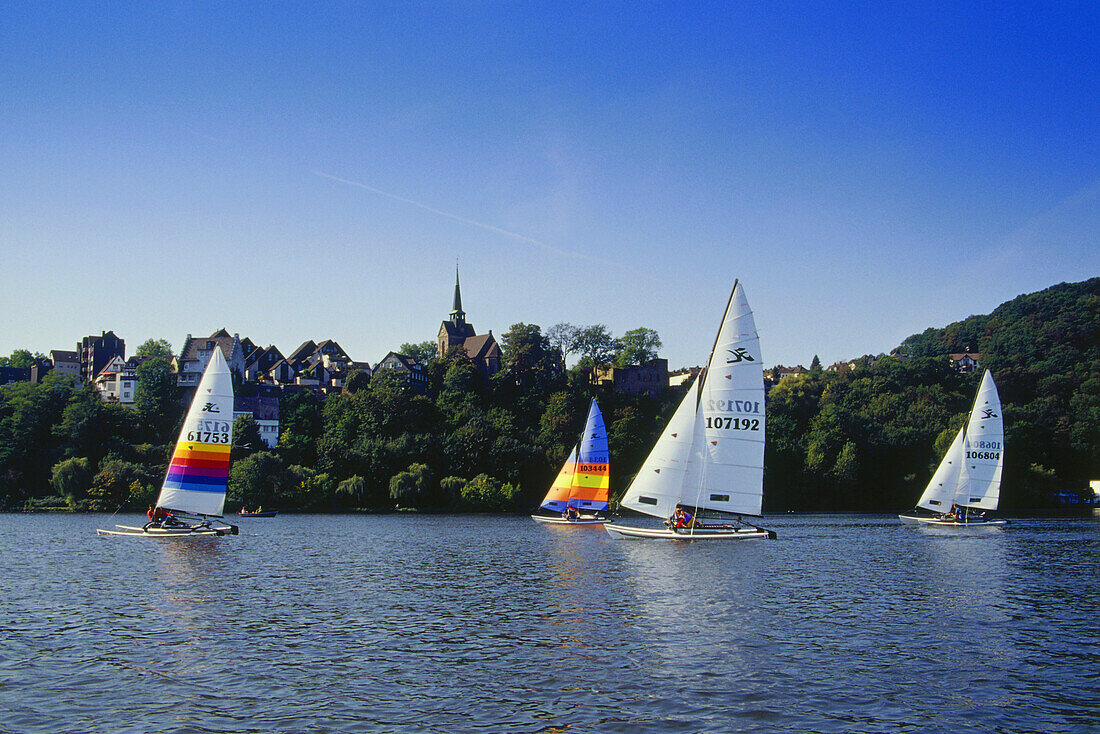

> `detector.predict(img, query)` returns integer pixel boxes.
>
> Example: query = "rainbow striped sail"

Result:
[539,399,610,514]
[157,347,234,517]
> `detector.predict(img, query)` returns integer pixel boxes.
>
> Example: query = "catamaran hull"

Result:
[531,515,607,525]
[898,513,1006,527]
[96,524,237,537]
[910,517,1007,527]
[604,523,775,540]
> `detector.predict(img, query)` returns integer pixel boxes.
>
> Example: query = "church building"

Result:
[437,268,502,379]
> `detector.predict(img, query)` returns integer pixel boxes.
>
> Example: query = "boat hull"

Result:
[96,523,237,537]
[531,514,607,525]
[899,513,1006,527]
[239,511,278,518]
[604,523,775,540]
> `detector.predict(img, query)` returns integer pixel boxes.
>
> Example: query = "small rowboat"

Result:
[239,510,278,518]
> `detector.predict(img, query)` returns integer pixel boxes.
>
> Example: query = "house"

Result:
[374,352,429,394]
[436,268,502,379]
[93,355,149,406]
[49,350,81,380]
[668,367,702,387]
[949,351,981,373]
[244,345,285,383]
[0,367,31,387]
[772,365,807,381]
[78,331,125,383]
[234,396,280,448]
[177,329,247,387]
[592,358,669,398]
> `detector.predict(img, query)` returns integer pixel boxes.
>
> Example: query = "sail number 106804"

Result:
[706,417,760,431]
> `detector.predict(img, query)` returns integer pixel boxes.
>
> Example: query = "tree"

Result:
[87,459,152,511]
[50,457,91,508]
[135,338,174,359]
[574,325,619,366]
[546,323,580,361]
[399,340,439,366]
[232,415,265,457]
[1,349,35,368]
[390,463,434,507]
[134,357,179,442]
[344,369,370,394]
[810,355,822,372]
[459,473,518,512]
[615,327,662,367]
[336,475,367,507]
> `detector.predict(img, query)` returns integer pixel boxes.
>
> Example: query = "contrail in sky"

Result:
[312,169,609,265]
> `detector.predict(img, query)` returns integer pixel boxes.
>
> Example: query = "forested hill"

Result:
[765,277,1099,511]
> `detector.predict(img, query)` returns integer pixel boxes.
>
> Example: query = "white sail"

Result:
[156,348,234,517]
[955,370,1003,510]
[683,281,766,516]
[620,379,701,519]
[916,426,965,511]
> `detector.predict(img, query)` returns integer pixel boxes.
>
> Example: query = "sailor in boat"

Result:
[564,505,580,521]
[668,506,695,531]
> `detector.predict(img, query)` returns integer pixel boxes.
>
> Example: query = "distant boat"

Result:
[899,369,1007,527]
[239,509,278,518]
[97,349,239,538]
[605,280,775,540]
[531,398,610,525]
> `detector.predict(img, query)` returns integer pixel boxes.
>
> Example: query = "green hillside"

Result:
[765,277,1100,510]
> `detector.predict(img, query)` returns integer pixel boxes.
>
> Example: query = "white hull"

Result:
[531,514,607,525]
[899,514,1007,527]
[96,523,236,537]
[604,523,774,540]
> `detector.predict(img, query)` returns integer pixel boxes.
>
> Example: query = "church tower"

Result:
[438,266,476,357]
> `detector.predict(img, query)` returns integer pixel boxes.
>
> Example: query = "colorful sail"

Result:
[538,399,611,514]
[539,444,578,513]
[157,347,234,517]
[955,370,1003,511]
[569,399,610,512]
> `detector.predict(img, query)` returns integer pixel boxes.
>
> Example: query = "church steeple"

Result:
[450,266,466,326]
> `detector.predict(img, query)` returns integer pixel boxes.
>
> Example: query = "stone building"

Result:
[436,268,502,379]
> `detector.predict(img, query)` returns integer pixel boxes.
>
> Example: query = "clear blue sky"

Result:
[2,2,1097,369]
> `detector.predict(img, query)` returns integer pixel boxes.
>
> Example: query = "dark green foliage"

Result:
[1,282,1093,513]
[135,338,173,358]
[232,415,265,458]
[767,278,1099,510]
[399,340,438,366]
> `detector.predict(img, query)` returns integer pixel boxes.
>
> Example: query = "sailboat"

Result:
[532,399,610,525]
[605,280,775,540]
[97,348,239,537]
[899,369,1006,527]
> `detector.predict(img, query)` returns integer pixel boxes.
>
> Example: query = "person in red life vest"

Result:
[673,506,693,529]
[146,505,155,522]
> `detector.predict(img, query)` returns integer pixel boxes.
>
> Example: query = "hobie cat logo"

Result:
[726,348,754,364]
[981,408,998,419]
[202,402,220,413]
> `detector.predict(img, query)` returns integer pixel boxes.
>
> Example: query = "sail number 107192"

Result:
[706,417,760,431]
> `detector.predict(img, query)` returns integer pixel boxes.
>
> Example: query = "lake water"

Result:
[1,513,1097,733]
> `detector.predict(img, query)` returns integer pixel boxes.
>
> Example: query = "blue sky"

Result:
[1,2,1096,369]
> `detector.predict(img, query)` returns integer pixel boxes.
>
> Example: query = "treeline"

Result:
[1,279,1095,513]
[766,278,1098,511]
[0,324,680,513]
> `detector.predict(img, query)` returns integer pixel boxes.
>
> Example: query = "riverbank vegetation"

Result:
[1,279,1095,513]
